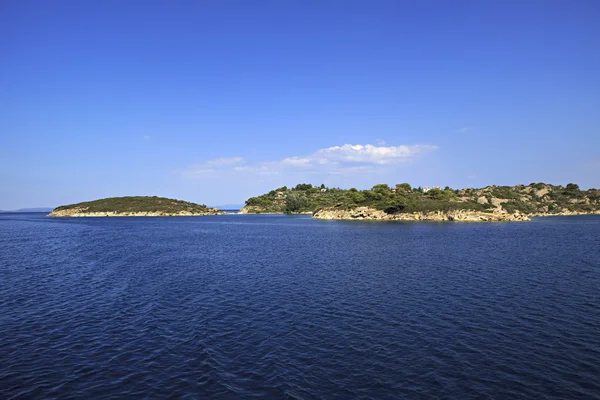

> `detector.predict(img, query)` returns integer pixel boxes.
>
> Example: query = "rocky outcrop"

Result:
[535,188,550,197]
[313,207,600,222]
[313,207,530,222]
[489,197,509,208]
[532,209,600,217]
[238,206,275,214]
[48,207,225,217]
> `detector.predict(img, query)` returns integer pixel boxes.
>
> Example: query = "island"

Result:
[241,183,600,222]
[48,196,225,217]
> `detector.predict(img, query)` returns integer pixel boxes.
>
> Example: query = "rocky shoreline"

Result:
[48,208,225,217]
[238,206,278,214]
[312,207,600,222]
[48,205,600,221]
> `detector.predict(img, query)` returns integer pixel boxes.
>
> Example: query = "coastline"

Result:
[312,207,600,222]
[47,206,600,221]
[47,209,226,217]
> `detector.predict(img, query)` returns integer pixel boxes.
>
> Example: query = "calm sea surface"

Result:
[1,213,599,399]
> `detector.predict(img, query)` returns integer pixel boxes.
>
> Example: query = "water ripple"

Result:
[1,214,600,398]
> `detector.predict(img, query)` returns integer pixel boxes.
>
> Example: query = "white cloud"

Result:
[233,162,280,175]
[205,157,244,166]
[313,144,437,164]
[281,157,312,166]
[178,143,438,178]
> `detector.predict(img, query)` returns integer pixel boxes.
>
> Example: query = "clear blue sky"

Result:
[1,0,599,209]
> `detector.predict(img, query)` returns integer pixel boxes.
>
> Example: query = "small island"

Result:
[241,182,600,222]
[48,196,225,217]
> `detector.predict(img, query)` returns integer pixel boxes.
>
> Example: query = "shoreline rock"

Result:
[47,207,225,217]
[238,206,280,214]
[530,210,600,218]
[312,207,600,222]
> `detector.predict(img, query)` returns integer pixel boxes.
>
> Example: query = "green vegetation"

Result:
[490,186,521,199]
[244,182,599,215]
[246,184,473,214]
[54,196,212,213]
[501,201,538,214]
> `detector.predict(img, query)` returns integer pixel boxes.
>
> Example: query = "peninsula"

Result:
[48,196,225,217]
[241,183,600,222]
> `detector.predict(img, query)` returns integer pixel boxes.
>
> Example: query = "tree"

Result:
[396,183,412,191]
[428,188,454,201]
[285,193,308,212]
[295,183,313,191]
[246,196,269,207]
[428,188,443,199]
[566,183,579,191]
[372,184,390,194]
[320,183,326,189]
[348,191,365,204]
[363,190,382,201]
[384,197,407,214]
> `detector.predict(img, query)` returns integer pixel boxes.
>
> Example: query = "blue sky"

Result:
[1,0,599,209]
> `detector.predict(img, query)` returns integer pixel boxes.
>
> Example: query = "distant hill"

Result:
[48,196,224,217]
[210,204,244,210]
[0,208,53,213]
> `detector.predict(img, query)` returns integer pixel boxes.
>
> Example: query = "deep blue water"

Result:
[1,213,600,399]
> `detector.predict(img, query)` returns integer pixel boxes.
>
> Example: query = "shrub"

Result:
[294,183,313,191]
[491,186,521,199]
[502,201,537,214]
[530,182,545,190]
[285,193,309,212]
[371,184,391,194]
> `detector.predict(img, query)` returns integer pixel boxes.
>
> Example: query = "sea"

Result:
[1,212,599,399]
